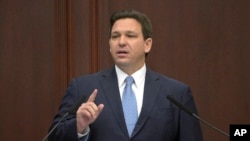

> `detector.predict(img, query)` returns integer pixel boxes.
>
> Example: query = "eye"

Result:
[111,34,120,39]
[126,34,137,38]
[127,34,135,38]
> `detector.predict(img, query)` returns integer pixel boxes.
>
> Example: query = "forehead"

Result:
[111,18,142,33]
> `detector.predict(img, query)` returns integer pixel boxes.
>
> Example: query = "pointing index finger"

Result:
[87,89,98,102]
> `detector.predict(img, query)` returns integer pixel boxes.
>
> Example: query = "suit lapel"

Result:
[99,67,162,138]
[99,68,128,136]
[131,69,161,138]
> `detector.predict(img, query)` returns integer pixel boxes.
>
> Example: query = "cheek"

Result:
[109,42,114,52]
[109,46,115,53]
[109,47,116,57]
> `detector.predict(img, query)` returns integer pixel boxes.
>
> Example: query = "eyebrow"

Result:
[111,30,138,35]
[126,31,138,34]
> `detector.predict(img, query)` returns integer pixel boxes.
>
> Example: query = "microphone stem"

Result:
[42,112,69,141]
[192,114,229,137]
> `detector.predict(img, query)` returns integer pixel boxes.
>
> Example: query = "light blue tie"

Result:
[122,76,138,137]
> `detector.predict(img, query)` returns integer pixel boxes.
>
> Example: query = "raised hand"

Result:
[76,89,104,133]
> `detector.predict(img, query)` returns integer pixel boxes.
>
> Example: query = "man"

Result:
[48,9,203,141]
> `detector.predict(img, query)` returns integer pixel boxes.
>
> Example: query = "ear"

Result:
[144,38,153,53]
[109,39,112,52]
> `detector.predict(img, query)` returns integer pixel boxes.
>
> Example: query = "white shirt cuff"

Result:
[77,126,90,138]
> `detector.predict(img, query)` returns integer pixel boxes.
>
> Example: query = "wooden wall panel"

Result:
[0,0,72,140]
[0,0,249,141]
[71,0,94,77]
[97,0,113,69]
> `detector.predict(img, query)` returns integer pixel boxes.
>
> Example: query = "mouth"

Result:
[116,50,129,55]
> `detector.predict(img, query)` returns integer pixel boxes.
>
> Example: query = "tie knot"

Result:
[125,76,134,85]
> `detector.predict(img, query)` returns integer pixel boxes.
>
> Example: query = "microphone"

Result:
[68,95,87,114]
[42,95,87,141]
[166,95,229,137]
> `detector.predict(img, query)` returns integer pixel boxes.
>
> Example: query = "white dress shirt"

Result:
[115,64,146,116]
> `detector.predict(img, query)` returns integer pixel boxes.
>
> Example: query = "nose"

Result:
[118,35,126,47]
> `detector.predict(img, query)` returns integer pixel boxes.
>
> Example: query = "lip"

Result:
[116,50,129,57]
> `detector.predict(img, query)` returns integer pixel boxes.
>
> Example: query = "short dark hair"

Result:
[109,9,153,40]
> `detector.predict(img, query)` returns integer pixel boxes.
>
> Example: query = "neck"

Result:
[117,63,145,75]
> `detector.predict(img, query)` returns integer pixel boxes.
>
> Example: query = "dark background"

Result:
[1,0,249,141]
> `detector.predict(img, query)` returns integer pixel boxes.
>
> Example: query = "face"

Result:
[109,18,152,73]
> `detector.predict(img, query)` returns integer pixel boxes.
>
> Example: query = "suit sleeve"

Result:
[48,79,89,141]
[178,86,203,141]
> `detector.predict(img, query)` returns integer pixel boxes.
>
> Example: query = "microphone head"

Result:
[68,95,87,114]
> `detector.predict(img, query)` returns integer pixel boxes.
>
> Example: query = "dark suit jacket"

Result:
[48,67,203,141]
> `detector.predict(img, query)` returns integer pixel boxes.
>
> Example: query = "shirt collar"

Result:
[115,64,146,88]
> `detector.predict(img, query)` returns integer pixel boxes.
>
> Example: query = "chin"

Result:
[115,61,130,67]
